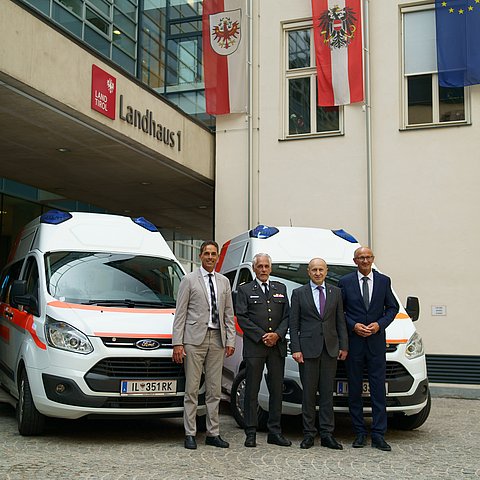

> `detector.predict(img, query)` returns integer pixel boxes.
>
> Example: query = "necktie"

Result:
[208,274,219,327]
[262,282,269,297]
[362,276,370,310]
[318,285,325,317]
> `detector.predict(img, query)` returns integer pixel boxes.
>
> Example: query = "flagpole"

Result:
[364,0,373,248]
[247,0,253,229]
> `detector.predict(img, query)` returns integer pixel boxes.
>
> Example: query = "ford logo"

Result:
[135,339,160,350]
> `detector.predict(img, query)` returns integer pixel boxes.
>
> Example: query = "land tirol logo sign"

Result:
[91,64,116,119]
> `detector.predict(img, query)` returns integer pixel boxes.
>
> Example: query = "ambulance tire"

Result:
[196,414,207,432]
[389,391,431,430]
[17,368,45,436]
[230,369,268,431]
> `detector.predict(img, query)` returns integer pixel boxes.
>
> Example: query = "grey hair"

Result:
[252,253,272,267]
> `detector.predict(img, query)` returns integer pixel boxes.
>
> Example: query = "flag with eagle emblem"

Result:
[202,0,247,115]
[435,0,480,87]
[311,0,364,106]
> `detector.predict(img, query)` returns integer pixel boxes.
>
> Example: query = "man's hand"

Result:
[338,349,348,361]
[353,323,372,337]
[262,332,279,347]
[172,345,185,364]
[225,346,235,357]
[366,322,380,334]
[292,351,304,364]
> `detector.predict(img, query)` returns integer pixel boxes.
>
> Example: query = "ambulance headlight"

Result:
[45,317,93,354]
[405,331,424,360]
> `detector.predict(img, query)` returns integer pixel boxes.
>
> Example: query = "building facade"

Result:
[215,0,480,385]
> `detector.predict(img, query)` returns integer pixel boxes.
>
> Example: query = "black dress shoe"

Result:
[244,433,256,447]
[184,435,197,450]
[267,433,292,447]
[300,436,314,449]
[371,436,391,451]
[352,434,367,448]
[205,435,229,448]
[320,435,343,450]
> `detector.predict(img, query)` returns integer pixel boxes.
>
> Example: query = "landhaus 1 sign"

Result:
[91,64,182,152]
[118,95,182,152]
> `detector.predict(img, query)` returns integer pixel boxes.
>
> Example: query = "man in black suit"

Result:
[289,258,348,450]
[235,253,291,448]
[338,247,399,451]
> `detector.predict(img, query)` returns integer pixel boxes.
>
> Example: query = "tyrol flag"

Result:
[311,0,364,106]
[202,0,247,115]
[435,0,480,87]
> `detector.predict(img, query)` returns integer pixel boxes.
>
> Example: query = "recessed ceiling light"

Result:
[113,29,122,35]
[140,181,151,186]
[57,148,70,153]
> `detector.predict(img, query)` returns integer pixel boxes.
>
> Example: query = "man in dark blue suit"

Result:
[338,247,399,451]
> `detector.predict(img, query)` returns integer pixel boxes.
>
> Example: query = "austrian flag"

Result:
[312,0,364,106]
[202,0,247,115]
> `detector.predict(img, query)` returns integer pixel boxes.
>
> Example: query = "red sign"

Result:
[91,64,116,119]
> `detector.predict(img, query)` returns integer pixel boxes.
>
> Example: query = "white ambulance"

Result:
[0,211,205,435]
[216,225,430,431]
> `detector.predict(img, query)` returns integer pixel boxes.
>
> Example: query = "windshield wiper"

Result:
[82,299,175,308]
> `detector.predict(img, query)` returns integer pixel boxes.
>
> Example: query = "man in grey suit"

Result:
[172,241,236,450]
[289,258,348,450]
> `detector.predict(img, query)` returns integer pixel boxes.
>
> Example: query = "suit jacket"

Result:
[172,269,236,348]
[235,280,289,357]
[289,282,348,359]
[338,270,399,355]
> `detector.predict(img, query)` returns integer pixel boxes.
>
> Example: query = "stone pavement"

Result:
[0,397,479,480]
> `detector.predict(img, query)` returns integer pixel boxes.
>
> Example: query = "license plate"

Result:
[120,379,177,396]
[335,381,388,396]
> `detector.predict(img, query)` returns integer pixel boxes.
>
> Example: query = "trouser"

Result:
[183,329,224,436]
[346,348,387,437]
[299,349,337,437]
[244,349,285,435]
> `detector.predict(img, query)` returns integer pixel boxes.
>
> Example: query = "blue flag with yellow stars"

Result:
[435,0,480,87]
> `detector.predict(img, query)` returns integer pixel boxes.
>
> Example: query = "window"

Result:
[0,261,23,304]
[283,21,342,139]
[23,257,40,315]
[236,268,252,288]
[402,6,469,128]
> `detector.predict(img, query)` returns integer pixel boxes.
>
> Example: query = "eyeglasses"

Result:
[355,255,374,262]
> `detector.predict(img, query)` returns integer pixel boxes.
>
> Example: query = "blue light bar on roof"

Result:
[132,216,158,232]
[40,210,73,225]
[332,229,358,243]
[249,225,279,239]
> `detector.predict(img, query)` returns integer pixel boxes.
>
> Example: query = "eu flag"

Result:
[435,0,480,87]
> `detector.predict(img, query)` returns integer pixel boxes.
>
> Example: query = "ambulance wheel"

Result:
[17,368,45,436]
[389,392,431,430]
[196,414,207,432]
[230,369,268,431]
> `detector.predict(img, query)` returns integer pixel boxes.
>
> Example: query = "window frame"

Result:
[281,19,344,140]
[400,3,471,130]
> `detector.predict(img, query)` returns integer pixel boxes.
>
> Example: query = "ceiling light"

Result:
[140,181,151,186]
[57,148,70,153]
[113,29,121,35]
[198,205,208,209]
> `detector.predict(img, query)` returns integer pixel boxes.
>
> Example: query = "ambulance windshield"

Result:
[44,252,184,307]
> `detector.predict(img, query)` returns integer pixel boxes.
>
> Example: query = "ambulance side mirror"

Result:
[10,280,39,316]
[406,296,420,322]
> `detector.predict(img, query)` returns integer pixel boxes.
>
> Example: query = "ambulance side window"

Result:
[23,257,40,314]
[223,270,237,289]
[237,268,252,287]
[0,261,23,304]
